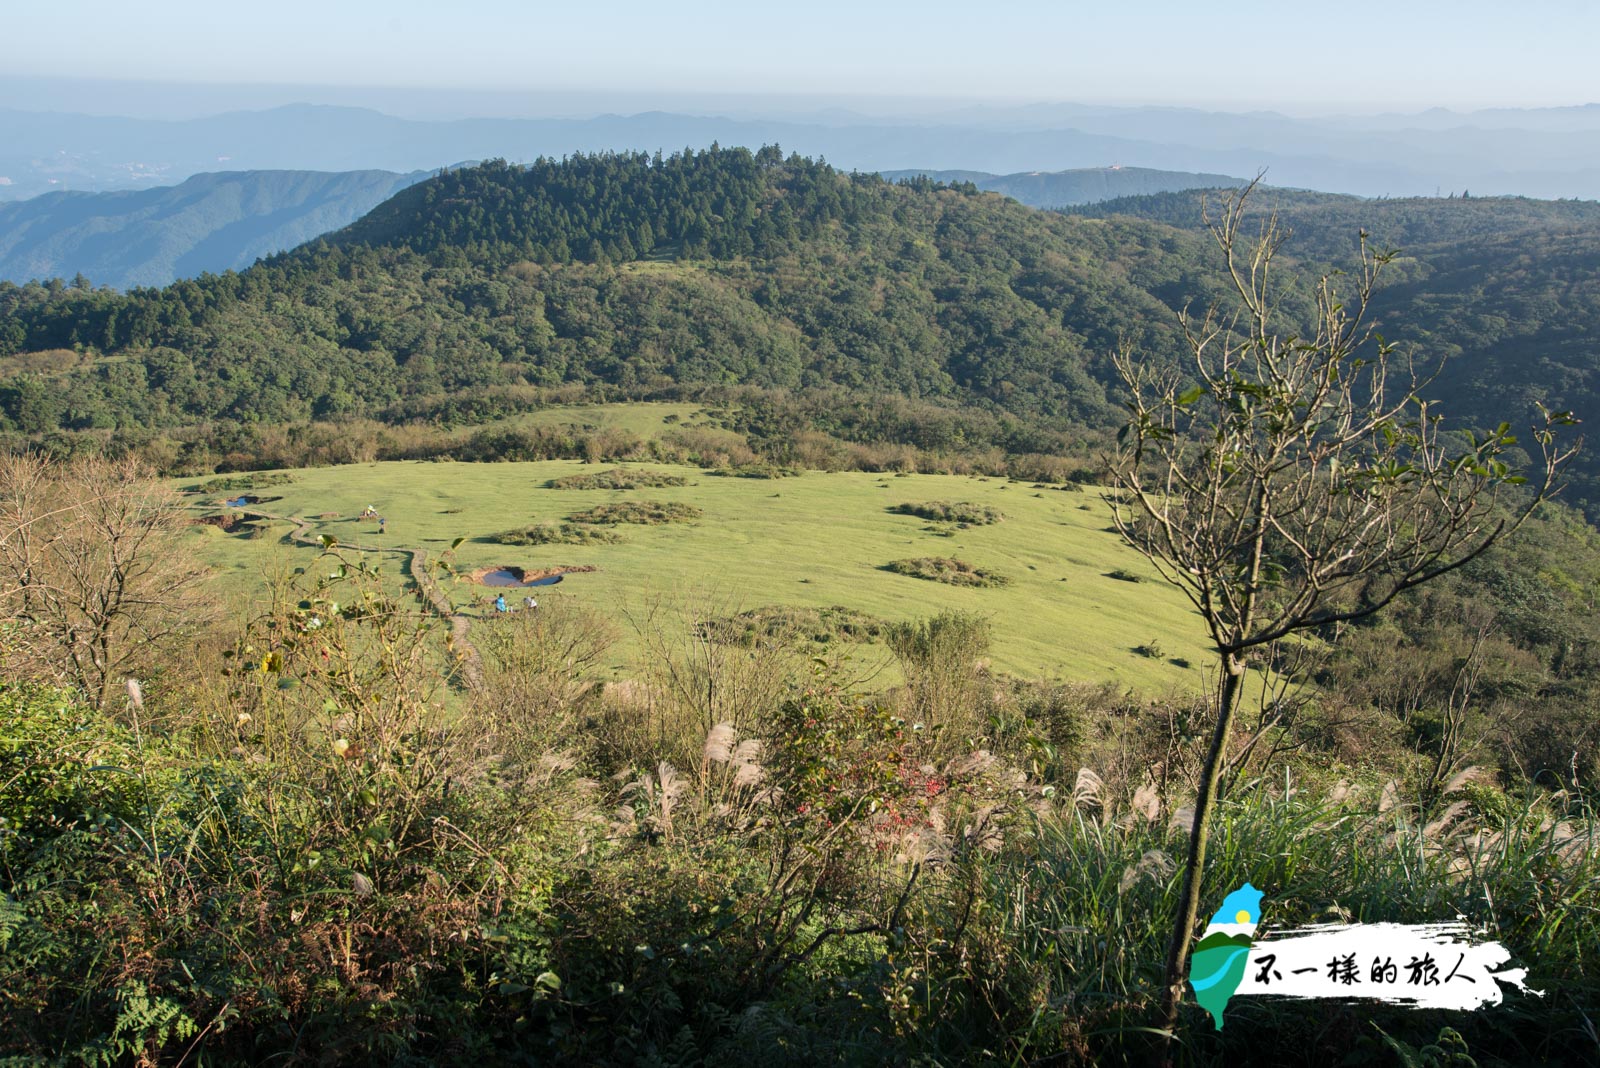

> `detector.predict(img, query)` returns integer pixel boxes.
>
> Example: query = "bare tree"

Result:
[0,453,211,709]
[1104,181,1578,1051]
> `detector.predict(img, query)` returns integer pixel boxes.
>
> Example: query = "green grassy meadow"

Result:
[185,459,1210,687]
[509,400,721,436]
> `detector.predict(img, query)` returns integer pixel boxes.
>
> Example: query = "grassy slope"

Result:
[508,400,720,437]
[187,459,1209,688]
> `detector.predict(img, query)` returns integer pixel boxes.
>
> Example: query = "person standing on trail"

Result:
[379,517,386,534]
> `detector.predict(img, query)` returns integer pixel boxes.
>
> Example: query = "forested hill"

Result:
[1074,188,1600,513]
[1076,186,1600,259]
[0,147,1230,433]
[1,148,1598,515]
[331,148,873,262]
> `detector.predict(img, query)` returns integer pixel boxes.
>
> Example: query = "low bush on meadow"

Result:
[882,556,1010,587]
[708,463,800,479]
[568,500,702,525]
[487,521,623,545]
[889,500,1006,525]
[544,467,688,490]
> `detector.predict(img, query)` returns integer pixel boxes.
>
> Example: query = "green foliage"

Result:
[0,146,1192,446]
[568,499,702,525]
[882,557,1009,588]
[5,152,1600,520]
[0,683,148,854]
[770,677,938,824]
[965,788,1599,1066]
[0,615,1595,1066]
[888,500,1006,525]
[3,156,1600,1068]
[886,611,994,739]
[486,521,622,545]
[1376,1025,1479,1068]
[543,466,687,490]
[1079,187,1600,520]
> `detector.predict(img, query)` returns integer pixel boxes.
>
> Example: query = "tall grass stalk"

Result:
[980,786,1599,1064]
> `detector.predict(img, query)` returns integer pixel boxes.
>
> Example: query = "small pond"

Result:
[481,569,565,588]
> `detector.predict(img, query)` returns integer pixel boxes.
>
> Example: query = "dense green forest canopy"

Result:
[1077,187,1600,513]
[0,147,1254,438]
[1,147,1597,510]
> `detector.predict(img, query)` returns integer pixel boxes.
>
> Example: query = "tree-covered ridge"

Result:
[0,147,1224,434]
[3,149,1599,516]
[335,147,900,264]
[1074,187,1600,515]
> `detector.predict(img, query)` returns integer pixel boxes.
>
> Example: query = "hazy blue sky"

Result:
[9,0,1598,114]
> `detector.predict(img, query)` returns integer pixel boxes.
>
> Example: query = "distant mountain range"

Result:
[3,100,1600,205]
[879,167,1245,208]
[0,169,431,289]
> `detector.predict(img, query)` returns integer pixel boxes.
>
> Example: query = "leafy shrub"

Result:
[487,522,622,545]
[568,501,702,525]
[886,612,993,739]
[0,683,150,852]
[544,467,687,490]
[708,464,799,479]
[882,557,1009,588]
[889,500,1005,525]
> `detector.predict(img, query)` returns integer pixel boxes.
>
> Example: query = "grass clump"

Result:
[1106,568,1144,583]
[702,604,888,646]
[545,467,688,490]
[708,464,799,479]
[568,500,702,525]
[487,522,622,546]
[882,557,1009,588]
[890,500,1005,526]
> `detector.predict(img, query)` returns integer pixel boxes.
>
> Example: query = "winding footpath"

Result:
[234,508,485,691]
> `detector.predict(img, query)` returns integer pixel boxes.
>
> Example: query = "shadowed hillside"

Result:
[0,168,432,289]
